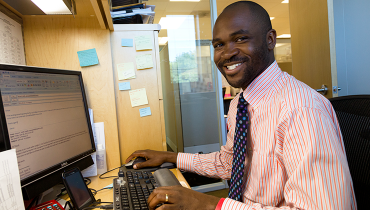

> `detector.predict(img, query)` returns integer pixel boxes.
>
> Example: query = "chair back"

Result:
[329,95,370,209]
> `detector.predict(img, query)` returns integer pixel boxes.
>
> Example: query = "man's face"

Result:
[212,8,271,90]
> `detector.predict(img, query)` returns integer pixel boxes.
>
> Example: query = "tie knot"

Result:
[238,92,248,106]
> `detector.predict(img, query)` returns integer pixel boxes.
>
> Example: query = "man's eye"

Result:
[236,37,248,42]
[213,43,223,48]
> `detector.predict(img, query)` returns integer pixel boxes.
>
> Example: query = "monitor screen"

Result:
[0,64,95,199]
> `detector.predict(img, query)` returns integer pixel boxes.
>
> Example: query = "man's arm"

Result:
[218,107,356,210]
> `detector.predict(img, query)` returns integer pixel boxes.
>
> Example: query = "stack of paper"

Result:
[111,3,156,24]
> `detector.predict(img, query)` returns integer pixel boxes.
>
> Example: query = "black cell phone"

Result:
[62,167,96,210]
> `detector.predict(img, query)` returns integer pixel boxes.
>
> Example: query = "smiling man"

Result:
[126,1,357,209]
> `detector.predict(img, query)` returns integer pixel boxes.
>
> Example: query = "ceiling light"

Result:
[158,37,169,45]
[282,0,289,3]
[170,0,200,1]
[31,0,75,15]
[277,34,291,38]
[270,17,275,20]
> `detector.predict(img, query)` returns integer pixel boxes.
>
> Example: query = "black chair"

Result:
[329,95,370,209]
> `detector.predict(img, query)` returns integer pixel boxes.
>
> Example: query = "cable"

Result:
[82,205,113,209]
[98,165,123,179]
[94,187,113,195]
[84,177,91,185]
[64,201,73,210]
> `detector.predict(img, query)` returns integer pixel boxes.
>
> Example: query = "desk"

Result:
[65,169,190,209]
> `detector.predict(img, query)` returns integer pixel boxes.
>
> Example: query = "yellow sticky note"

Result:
[135,35,153,51]
[129,88,149,107]
[117,62,136,80]
[136,54,153,70]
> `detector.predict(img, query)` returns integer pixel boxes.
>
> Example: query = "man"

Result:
[126,1,357,209]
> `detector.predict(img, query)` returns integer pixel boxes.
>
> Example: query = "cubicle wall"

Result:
[110,24,166,163]
[22,15,121,170]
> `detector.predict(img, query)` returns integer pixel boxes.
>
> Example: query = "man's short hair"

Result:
[223,1,272,34]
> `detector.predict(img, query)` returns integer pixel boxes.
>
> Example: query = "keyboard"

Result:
[113,167,181,210]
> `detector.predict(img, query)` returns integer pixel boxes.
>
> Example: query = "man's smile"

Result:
[223,62,244,76]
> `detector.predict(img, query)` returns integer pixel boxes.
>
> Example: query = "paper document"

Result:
[0,149,25,210]
[136,54,153,70]
[135,35,153,51]
[117,62,136,80]
[94,122,106,147]
[81,153,97,177]
[129,88,149,107]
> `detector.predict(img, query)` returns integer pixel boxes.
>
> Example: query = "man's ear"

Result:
[267,29,277,51]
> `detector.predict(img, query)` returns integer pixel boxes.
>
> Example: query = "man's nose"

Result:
[222,43,239,60]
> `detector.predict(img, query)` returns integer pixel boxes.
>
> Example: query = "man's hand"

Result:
[147,185,220,210]
[125,149,177,169]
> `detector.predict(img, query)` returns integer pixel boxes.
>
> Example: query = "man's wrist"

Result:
[165,151,178,163]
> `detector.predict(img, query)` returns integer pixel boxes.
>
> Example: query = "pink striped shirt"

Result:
[177,61,357,210]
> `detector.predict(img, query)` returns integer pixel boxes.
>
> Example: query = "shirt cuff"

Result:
[215,198,225,210]
[176,152,195,172]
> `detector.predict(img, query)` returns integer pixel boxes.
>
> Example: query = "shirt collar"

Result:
[241,61,282,108]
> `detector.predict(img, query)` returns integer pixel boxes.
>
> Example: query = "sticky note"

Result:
[121,39,133,47]
[135,35,153,51]
[139,107,152,117]
[136,54,153,70]
[129,88,149,107]
[119,82,131,90]
[77,48,99,67]
[117,62,136,80]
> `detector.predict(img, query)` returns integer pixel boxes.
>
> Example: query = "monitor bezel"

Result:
[0,63,96,188]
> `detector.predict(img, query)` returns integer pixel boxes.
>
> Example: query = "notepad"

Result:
[129,88,148,107]
[136,54,153,70]
[139,107,151,117]
[135,35,153,51]
[77,48,99,67]
[121,39,133,47]
[117,62,136,80]
[119,82,131,90]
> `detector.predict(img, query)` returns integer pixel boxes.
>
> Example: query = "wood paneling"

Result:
[110,25,165,163]
[90,0,107,29]
[22,16,121,170]
[101,0,114,31]
[290,0,333,98]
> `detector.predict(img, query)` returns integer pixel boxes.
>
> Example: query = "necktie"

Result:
[228,92,249,201]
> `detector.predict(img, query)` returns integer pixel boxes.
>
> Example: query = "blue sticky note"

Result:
[119,82,131,90]
[121,39,134,47]
[77,48,99,67]
[139,107,151,117]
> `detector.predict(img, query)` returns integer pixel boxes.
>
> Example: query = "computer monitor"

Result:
[0,64,96,200]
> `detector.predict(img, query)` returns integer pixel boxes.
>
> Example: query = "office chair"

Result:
[329,95,370,209]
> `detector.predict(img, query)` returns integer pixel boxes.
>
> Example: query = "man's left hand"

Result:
[147,185,220,210]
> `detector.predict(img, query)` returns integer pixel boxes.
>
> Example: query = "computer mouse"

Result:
[125,157,146,169]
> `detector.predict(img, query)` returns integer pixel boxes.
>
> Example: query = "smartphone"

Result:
[62,168,95,210]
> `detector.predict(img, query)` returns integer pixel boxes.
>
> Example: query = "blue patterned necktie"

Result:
[228,92,249,201]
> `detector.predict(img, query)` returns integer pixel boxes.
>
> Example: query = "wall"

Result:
[22,16,121,170]
[160,44,184,152]
[333,0,370,96]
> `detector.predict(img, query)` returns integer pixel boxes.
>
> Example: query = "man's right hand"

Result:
[125,150,178,169]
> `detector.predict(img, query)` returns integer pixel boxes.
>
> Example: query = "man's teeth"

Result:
[227,63,242,70]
